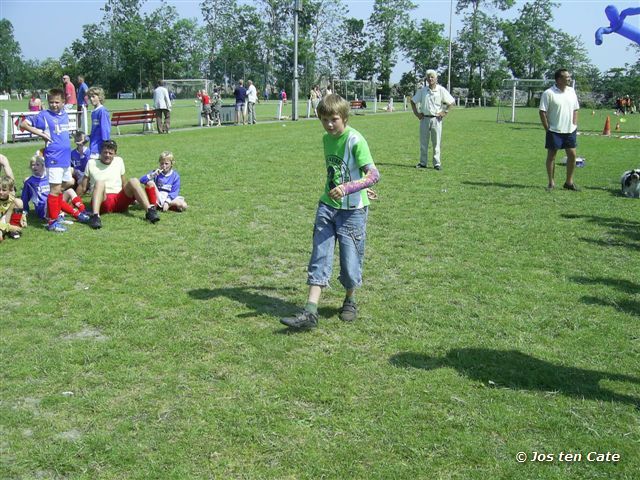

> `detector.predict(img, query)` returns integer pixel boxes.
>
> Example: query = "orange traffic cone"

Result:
[602,115,611,136]
[615,120,621,131]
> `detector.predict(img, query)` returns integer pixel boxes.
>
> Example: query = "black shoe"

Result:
[415,163,427,169]
[563,182,579,191]
[89,214,102,230]
[339,298,357,322]
[145,206,160,223]
[7,230,21,239]
[434,164,442,171]
[280,310,318,329]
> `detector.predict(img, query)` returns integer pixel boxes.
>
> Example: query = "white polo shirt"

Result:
[539,85,579,134]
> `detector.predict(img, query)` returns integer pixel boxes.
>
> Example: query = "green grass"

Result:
[1,108,639,479]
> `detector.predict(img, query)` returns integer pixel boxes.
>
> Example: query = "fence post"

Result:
[1,110,8,144]
[373,97,377,113]
[277,100,283,120]
[144,104,153,132]
[307,99,312,118]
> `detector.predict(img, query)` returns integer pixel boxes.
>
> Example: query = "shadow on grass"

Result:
[390,348,640,408]
[189,286,298,318]
[188,286,339,333]
[580,296,640,318]
[571,276,640,295]
[376,162,419,169]
[461,180,535,190]
[563,213,640,251]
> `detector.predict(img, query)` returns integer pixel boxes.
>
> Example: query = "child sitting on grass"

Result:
[71,131,90,189]
[280,94,380,329]
[0,176,25,240]
[139,151,187,212]
[22,154,89,225]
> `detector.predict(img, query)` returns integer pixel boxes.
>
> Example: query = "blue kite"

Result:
[595,5,640,45]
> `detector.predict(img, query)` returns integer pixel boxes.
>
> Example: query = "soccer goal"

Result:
[332,79,378,103]
[496,78,557,123]
[163,79,214,99]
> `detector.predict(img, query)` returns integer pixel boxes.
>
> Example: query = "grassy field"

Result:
[0,107,638,479]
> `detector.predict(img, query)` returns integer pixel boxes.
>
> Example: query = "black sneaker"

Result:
[280,310,318,329]
[563,182,579,191]
[7,230,21,239]
[415,163,427,169]
[339,298,358,322]
[145,206,160,223]
[89,214,102,230]
[434,164,442,171]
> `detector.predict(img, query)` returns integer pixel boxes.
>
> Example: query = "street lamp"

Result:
[293,0,302,121]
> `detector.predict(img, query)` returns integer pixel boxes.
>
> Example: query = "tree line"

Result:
[1,0,638,105]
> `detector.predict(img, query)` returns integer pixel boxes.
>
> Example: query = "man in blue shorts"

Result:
[539,69,580,191]
[234,79,247,125]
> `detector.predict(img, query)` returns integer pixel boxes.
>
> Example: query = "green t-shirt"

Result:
[320,126,374,210]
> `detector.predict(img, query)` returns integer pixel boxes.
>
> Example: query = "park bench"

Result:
[350,100,367,110]
[110,109,155,135]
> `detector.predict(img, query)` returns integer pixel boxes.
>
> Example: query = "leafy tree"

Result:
[0,19,23,92]
[498,0,556,79]
[200,0,238,82]
[456,0,514,96]
[368,0,416,95]
[399,19,448,78]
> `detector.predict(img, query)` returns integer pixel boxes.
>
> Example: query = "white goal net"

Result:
[496,78,558,123]
[163,79,214,99]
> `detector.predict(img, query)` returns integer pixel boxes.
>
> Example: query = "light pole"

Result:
[447,0,453,93]
[293,0,302,121]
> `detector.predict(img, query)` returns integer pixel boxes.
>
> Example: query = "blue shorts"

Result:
[307,202,368,290]
[235,102,245,111]
[545,130,577,150]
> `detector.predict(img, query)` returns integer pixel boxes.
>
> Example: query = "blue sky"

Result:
[1,0,639,80]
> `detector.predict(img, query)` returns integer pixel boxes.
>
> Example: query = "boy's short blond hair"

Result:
[30,155,45,166]
[87,86,105,103]
[317,94,350,122]
[0,175,15,191]
[159,151,175,164]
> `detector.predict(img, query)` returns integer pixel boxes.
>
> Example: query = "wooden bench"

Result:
[350,100,367,114]
[110,109,156,135]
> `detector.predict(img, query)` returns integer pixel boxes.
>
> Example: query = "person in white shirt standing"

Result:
[153,80,172,134]
[410,70,455,171]
[539,69,580,191]
[246,80,258,125]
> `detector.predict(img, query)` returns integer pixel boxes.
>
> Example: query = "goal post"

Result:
[332,79,378,102]
[496,78,558,123]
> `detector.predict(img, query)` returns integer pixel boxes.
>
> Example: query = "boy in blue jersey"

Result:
[71,131,90,188]
[139,151,188,212]
[87,87,110,156]
[20,89,89,232]
[281,94,380,329]
[22,154,88,223]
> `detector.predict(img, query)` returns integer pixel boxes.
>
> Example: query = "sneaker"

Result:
[47,220,67,233]
[145,206,160,223]
[89,214,102,230]
[415,163,427,169]
[339,298,358,322]
[434,165,442,171]
[7,230,21,239]
[563,182,579,191]
[57,214,74,225]
[280,310,318,329]
[76,211,91,224]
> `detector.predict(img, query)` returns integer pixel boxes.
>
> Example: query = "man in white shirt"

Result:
[246,80,258,124]
[153,80,172,134]
[539,69,580,191]
[410,70,455,171]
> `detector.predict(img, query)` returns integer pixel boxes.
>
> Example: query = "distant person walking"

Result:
[234,80,247,125]
[77,75,89,125]
[410,70,454,170]
[539,69,580,191]
[153,80,172,134]
[62,75,77,111]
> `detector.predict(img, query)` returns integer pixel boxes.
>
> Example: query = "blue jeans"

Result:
[307,202,368,290]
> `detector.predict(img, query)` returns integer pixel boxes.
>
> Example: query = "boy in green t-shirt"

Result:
[281,94,380,329]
